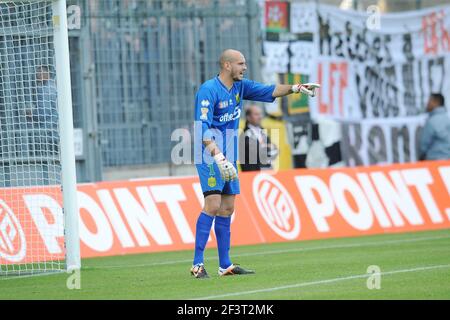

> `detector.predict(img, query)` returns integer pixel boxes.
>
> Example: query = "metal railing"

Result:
[68,0,261,180]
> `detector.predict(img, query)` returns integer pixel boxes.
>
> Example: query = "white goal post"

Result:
[0,0,80,276]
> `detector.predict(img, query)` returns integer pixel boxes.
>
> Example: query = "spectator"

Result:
[34,65,58,130]
[33,65,59,161]
[239,105,278,171]
[419,93,450,160]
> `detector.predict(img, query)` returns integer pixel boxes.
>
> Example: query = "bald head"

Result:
[219,49,247,82]
[219,49,244,69]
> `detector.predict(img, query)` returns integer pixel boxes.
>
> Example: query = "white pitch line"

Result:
[89,234,450,270]
[194,264,450,300]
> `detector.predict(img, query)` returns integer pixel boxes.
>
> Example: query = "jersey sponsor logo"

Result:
[0,200,26,263]
[252,173,301,240]
[219,106,241,122]
[218,101,229,109]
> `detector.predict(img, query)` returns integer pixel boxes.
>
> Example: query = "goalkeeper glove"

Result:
[292,83,321,97]
[214,153,237,182]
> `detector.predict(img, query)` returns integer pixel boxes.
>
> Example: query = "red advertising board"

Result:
[1,161,450,264]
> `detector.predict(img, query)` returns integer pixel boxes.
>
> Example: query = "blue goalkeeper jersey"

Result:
[194,76,275,164]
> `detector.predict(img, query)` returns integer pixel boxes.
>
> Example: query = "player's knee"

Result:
[203,196,221,215]
[204,206,220,216]
[217,206,234,216]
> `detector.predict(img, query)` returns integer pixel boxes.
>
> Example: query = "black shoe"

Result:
[190,264,209,279]
[218,264,255,276]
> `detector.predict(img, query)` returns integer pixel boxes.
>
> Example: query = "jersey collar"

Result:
[216,75,234,93]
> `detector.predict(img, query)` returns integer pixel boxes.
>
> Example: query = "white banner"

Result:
[306,4,450,165]
[262,3,450,166]
[310,4,450,122]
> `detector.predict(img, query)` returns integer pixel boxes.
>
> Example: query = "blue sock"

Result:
[193,212,214,266]
[214,215,232,269]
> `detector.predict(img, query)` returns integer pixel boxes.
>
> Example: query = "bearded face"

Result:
[228,55,247,81]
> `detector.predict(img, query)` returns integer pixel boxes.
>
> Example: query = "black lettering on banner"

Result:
[391,125,410,163]
[342,121,424,165]
[428,57,445,93]
[383,66,399,116]
[345,21,356,60]
[401,33,419,116]
[365,35,393,65]
[371,36,382,65]
[355,72,368,118]
[368,125,387,164]
[341,123,363,166]
[418,59,426,109]
[403,34,414,62]
[355,28,369,62]
[402,62,420,116]
[383,35,393,65]
[363,66,399,118]
[319,14,331,56]
[415,125,423,159]
[318,15,393,65]
[333,32,344,58]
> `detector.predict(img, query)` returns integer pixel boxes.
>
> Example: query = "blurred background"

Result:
[3,0,449,184]
[66,0,449,182]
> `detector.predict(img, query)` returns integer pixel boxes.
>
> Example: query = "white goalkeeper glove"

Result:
[292,83,321,97]
[214,153,237,182]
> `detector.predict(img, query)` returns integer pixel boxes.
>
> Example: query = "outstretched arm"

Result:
[272,84,294,97]
[272,83,321,98]
[242,79,320,102]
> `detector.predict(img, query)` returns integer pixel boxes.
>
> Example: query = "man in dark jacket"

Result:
[239,105,278,171]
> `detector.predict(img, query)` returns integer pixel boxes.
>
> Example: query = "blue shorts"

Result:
[196,162,240,196]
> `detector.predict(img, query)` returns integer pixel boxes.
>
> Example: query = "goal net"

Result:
[0,0,79,277]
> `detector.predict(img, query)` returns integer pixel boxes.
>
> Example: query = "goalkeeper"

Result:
[191,49,319,279]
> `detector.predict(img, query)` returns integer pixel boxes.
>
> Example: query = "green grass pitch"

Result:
[1,229,449,299]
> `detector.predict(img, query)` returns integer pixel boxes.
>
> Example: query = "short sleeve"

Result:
[242,79,276,103]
